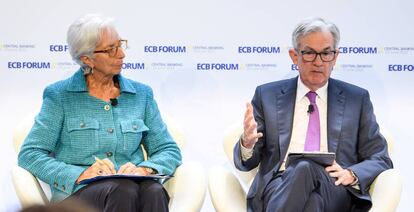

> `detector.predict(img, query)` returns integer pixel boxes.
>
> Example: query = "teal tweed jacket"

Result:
[18,69,182,201]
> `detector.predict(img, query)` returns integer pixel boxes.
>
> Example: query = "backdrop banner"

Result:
[1,0,413,211]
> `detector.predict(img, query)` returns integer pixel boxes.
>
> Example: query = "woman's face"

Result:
[89,29,125,77]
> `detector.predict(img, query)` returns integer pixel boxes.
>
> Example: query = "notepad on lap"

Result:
[79,174,172,185]
[285,152,336,167]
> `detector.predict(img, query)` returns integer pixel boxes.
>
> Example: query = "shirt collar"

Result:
[117,74,135,94]
[296,76,328,103]
[66,68,136,94]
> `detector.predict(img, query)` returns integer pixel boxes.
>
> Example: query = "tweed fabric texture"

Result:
[18,69,182,201]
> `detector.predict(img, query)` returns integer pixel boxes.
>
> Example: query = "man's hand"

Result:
[76,158,116,184]
[325,161,357,186]
[242,102,263,149]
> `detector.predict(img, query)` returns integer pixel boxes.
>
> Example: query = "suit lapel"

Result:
[327,79,346,153]
[276,78,297,160]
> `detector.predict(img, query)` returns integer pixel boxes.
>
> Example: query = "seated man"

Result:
[234,17,393,212]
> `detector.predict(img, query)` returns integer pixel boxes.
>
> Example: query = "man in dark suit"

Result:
[234,17,393,212]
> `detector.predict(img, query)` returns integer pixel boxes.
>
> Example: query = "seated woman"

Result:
[18,14,182,212]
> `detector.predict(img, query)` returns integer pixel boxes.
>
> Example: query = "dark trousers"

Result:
[263,159,353,212]
[68,179,169,212]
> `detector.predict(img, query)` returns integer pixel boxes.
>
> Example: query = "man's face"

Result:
[289,31,339,91]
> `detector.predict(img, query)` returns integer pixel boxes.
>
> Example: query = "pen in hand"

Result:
[93,155,116,175]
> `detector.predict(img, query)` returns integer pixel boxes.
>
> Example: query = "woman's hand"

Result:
[117,162,152,176]
[76,158,116,184]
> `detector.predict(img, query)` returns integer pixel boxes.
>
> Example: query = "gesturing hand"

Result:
[242,102,263,149]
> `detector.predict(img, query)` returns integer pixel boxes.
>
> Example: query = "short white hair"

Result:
[67,14,116,68]
[292,17,340,50]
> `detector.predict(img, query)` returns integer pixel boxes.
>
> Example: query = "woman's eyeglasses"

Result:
[93,39,128,57]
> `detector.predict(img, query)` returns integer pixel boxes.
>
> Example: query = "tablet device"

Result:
[285,152,335,167]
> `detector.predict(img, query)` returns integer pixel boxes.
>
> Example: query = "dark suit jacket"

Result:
[234,77,393,212]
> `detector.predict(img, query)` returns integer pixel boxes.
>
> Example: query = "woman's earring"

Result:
[82,66,93,75]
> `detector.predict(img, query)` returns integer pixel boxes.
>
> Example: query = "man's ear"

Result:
[289,48,299,64]
[80,55,94,69]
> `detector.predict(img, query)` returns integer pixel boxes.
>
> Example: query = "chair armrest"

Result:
[369,169,402,212]
[208,166,247,212]
[11,165,48,207]
[165,161,207,212]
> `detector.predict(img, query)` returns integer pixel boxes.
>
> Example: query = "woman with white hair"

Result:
[18,14,182,212]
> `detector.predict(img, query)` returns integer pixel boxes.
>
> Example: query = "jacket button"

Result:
[62,185,66,191]
[106,152,113,157]
[107,128,114,133]
[80,122,85,128]
[53,182,58,187]
[104,105,110,111]
[133,125,138,130]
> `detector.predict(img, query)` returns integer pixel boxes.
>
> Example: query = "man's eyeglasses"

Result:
[299,50,337,62]
[94,39,128,57]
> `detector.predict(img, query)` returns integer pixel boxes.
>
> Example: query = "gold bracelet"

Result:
[144,167,157,175]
